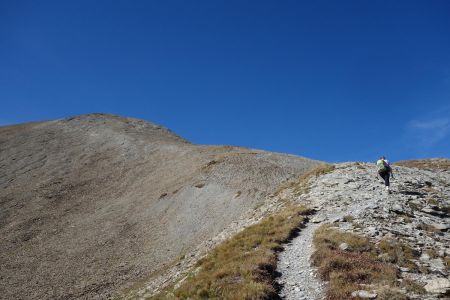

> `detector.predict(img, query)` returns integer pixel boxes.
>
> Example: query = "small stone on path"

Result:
[351,290,377,299]
[339,242,349,251]
[311,216,325,223]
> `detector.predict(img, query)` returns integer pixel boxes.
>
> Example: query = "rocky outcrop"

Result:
[277,162,450,299]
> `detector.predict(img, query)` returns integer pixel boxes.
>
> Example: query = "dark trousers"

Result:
[378,170,390,186]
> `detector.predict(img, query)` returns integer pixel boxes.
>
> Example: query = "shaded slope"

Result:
[0,114,320,300]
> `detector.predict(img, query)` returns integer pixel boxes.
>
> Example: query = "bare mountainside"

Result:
[0,113,320,300]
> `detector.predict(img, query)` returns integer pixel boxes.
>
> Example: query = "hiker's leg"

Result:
[379,171,389,186]
[383,172,390,186]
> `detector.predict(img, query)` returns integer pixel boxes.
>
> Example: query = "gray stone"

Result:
[399,267,410,272]
[428,258,445,271]
[424,277,450,294]
[421,207,447,217]
[339,243,349,251]
[366,226,377,233]
[311,216,326,223]
[430,223,449,231]
[391,204,404,213]
[351,290,377,298]
[420,253,430,262]
[422,208,434,214]
[395,217,405,223]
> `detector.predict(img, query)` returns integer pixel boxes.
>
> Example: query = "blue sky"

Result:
[1,1,449,162]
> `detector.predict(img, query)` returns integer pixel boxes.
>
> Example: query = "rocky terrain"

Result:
[0,114,320,300]
[277,161,450,299]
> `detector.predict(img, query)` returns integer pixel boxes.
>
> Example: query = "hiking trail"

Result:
[276,162,450,299]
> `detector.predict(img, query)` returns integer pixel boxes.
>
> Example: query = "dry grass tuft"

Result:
[312,226,423,300]
[313,225,372,253]
[301,163,336,179]
[395,158,450,171]
[377,239,419,271]
[201,158,224,171]
[445,257,450,271]
[276,164,335,197]
[354,162,366,169]
[342,215,354,222]
[417,223,440,234]
[400,278,426,295]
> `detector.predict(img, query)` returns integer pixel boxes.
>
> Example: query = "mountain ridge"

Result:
[0,113,320,300]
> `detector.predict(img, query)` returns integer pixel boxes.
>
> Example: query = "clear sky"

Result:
[1,1,449,162]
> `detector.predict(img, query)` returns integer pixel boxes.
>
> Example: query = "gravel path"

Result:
[276,221,324,300]
[276,208,351,300]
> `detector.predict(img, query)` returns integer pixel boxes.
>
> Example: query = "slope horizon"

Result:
[1,112,448,164]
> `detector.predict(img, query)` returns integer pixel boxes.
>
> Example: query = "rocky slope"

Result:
[277,161,450,299]
[0,114,320,300]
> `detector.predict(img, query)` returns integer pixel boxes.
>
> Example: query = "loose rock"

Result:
[351,290,377,298]
[424,277,450,294]
[339,242,349,251]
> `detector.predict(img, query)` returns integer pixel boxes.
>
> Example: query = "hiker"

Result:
[377,156,392,192]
